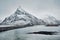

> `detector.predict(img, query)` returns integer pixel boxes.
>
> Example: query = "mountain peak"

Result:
[46,16,57,21]
[14,7,26,15]
[43,16,58,25]
[18,6,26,12]
[1,7,43,25]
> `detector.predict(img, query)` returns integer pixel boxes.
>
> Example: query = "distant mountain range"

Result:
[43,16,60,26]
[0,7,60,26]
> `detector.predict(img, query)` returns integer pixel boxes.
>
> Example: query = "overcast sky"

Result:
[0,0,60,20]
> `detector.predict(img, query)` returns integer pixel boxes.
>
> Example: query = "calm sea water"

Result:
[0,25,60,40]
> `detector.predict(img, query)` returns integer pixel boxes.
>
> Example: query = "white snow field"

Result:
[0,25,60,40]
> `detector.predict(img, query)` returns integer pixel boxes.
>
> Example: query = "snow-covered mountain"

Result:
[0,20,1,23]
[43,16,59,25]
[0,20,2,23]
[0,7,60,26]
[0,7,44,26]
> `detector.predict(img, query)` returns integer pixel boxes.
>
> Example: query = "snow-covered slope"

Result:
[0,20,2,23]
[1,7,44,26]
[57,20,60,25]
[43,16,59,25]
[0,20,1,23]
